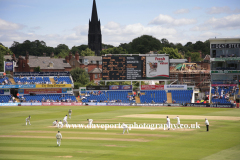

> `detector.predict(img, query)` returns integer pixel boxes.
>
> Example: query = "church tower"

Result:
[88,0,102,56]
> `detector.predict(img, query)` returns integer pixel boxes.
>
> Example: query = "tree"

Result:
[102,43,114,49]
[70,44,88,53]
[70,68,90,88]
[131,35,162,54]
[184,51,202,62]
[34,66,41,72]
[158,47,181,59]
[55,44,69,56]
[100,47,128,55]
[80,48,95,56]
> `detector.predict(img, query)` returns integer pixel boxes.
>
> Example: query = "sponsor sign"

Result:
[86,86,109,90]
[21,103,32,106]
[0,84,36,89]
[35,84,72,88]
[211,43,240,49]
[109,85,132,90]
[141,85,164,90]
[211,57,240,61]
[211,70,240,74]
[146,56,169,79]
[164,85,187,90]
[132,103,164,106]
[5,62,13,71]
[186,103,233,108]
[211,84,237,87]
[0,90,4,94]
[107,103,131,106]
[42,102,82,106]
[14,72,70,77]
[23,88,62,94]
[0,103,20,106]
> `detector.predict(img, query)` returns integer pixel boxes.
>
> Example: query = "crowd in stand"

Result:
[15,75,52,85]
[212,86,238,100]
[0,76,11,85]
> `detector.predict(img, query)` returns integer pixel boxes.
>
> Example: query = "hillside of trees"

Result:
[0,35,210,71]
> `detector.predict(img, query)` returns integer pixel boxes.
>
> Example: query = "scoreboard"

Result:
[102,55,169,80]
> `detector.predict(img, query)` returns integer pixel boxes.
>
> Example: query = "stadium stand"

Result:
[0,95,12,103]
[54,76,72,84]
[0,77,12,85]
[107,91,135,103]
[169,90,193,104]
[14,76,51,84]
[81,91,108,103]
[19,94,77,102]
[81,91,135,103]
[211,86,239,104]
[140,90,167,103]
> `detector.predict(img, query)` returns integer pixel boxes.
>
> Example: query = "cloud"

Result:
[0,18,24,30]
[206,6,240,14]
[206,14,240,29]
[174,9,189,14]
[101,23,177,46]
[149,14,196,26]
[193,7,201,10]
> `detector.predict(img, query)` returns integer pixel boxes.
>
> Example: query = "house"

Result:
[67,52,102,83]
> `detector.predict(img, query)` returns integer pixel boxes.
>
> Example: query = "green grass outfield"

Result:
[0,105,240,160]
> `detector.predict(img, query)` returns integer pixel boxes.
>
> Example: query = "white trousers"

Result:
[167,123,170,129]
[58,124,63,128]
[57,139,61,146]
[123,128,129,134]
[63,120,68,125]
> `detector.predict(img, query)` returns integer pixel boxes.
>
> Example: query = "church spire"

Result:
[88,0,102,56]
[91,0,98,22]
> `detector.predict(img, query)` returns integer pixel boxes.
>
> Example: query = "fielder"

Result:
[58,120,63,128]
[56,131,62,147]
[173,116,180,127]
[53,120,58,126]
[87,119,93,126]
[122,123,129,134]
[63,115,68,125]
[26,115,31,125]
[205,118,209,131]
[68,109,72,119]
[166,116,170,130]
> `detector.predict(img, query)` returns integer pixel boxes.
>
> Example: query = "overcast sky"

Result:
[0,0,240,48]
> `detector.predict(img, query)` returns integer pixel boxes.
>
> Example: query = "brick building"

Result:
[169,56,211,92]
[67,52,102,83]
[14,53,72,72]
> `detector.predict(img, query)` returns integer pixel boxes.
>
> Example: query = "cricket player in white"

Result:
[166,116,170,130]
[122,123,129,134]
[68,109,72,119]
[205,118,209,131]
[87,119,93,126]
[63,115,68,125]
[173,116,180,127]
[56,131,62,146]
[58,120,63,128]
[53,120,58,126]
[26,115,31,125]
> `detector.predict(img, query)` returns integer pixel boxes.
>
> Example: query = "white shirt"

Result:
[63,116,67,121]
[58,121,63,125]
[205,120,209,125]
[122,123,128,128]
[88,119,93,123]
[167,118,170,123]
[174,117,180,123]
[56,133,62,139]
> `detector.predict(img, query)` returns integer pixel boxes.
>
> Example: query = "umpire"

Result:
[205,118,209,131]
